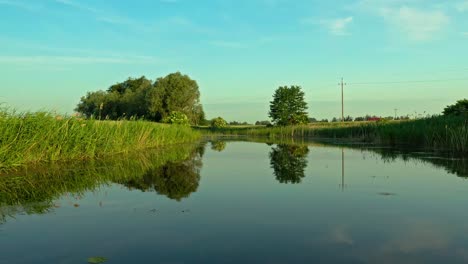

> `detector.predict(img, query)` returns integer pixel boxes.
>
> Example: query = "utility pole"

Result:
[394,108,398,120]
[339,78,346,122]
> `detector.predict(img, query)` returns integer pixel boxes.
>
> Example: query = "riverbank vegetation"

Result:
[199,115,467,154]
[0,110,200,171]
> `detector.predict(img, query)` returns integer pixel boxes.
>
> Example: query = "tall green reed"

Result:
[0,110,201,170]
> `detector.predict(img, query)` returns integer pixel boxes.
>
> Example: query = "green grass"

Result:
[0,110,201,171]
[198,116,468,154]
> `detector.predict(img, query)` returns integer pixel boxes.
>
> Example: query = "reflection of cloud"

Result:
[329,226,354,245]
[362,221,452,264]
[381,225,449,253]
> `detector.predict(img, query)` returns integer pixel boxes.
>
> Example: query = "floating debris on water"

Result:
[87,256,107,264]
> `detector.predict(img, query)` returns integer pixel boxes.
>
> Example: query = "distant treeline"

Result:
[75,72,205,125]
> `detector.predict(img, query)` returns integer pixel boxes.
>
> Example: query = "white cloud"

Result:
[380,6,449,41]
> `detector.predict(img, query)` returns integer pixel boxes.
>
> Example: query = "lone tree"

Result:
[269,85,308,126]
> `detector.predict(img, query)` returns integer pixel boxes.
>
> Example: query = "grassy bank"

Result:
[199,116,467,153]
[0,110,201,171]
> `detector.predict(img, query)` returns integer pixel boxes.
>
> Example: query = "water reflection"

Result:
[269,144,309,184]
[0,143,206,223]
[120,145,204,201]
[368,148,468,178]
[210,140,227,152]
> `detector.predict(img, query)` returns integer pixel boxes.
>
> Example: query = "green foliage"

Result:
[147,72,205,125]
[75,73,205,125]
[210,117,227,129]
[443,99,468,116]
[162,111,190,126]
[0,110,201,171]
[269,85,309,126]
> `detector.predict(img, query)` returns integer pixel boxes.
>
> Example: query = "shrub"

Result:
[211,117,227,129]
[162,111,190,126]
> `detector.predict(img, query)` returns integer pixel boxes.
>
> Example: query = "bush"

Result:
[444,99,468,116]
[162,111,190,126]
[211,117,227,129]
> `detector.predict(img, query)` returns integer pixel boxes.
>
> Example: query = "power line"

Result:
[348,78,468,85]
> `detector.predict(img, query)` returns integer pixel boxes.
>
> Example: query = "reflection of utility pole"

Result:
[338,78,346,122]
[340,148,346,191]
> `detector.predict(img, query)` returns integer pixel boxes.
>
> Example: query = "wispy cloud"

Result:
[456,1,468,12]
[353,1,450,41]
[462,32,468,37]
[323,17,354,36]
[54,0,97,13]
[302,16,354,36]
[0,0,38,11]
[380,6,449,41]
[54,0,141,27]
[209,40,246,49]
[0,55,160,65]
[159,0,178,3]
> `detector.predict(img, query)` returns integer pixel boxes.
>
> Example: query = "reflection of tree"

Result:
[210,141,227,152]
[0,143,207,223]
[269,144,309,184]
[123,152,203,201]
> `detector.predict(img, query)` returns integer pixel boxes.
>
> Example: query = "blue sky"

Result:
[1,0,467,122]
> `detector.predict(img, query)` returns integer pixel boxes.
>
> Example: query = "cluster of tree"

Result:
[269,85,309,126]
[328,115,411,122]
[308,118,329,123]
[75,72,205,125]
[443,99,468,116]
[255,120,272,126]
[229,121,251,126]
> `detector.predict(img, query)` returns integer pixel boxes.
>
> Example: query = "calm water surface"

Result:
[1,140,467,264]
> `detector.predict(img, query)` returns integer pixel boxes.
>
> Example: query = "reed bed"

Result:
[201,116,467,154]
[0,110,201,171]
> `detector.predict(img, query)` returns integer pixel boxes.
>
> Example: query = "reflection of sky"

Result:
[1,141,468,263]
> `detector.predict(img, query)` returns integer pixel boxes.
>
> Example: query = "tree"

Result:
[269,86,308,126]
[443,99,468,116]
[147,72,205,124]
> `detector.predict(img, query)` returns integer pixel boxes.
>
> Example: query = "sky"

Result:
[0,0,467,122]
